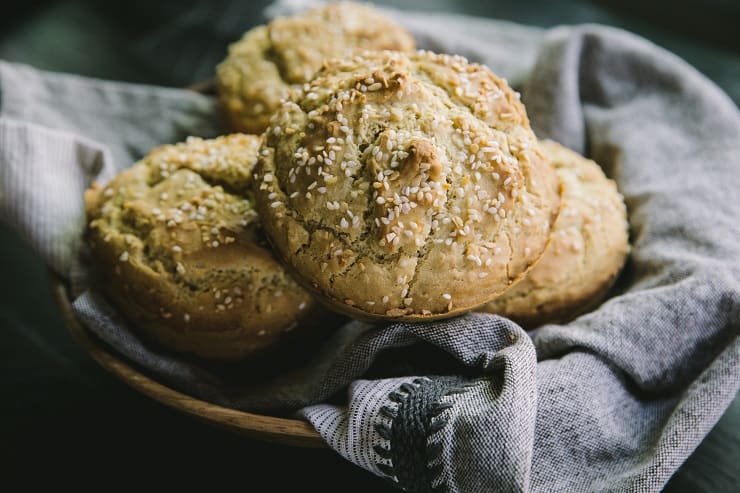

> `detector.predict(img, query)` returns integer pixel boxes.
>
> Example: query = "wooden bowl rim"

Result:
[49,270,326,448]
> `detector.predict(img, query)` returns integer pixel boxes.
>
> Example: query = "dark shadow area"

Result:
[596,0,740,52]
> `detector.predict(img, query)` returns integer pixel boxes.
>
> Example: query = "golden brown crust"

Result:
[216,2,416,134]
[85,134,320,360]
[254,50,561,321]
[480,140,630,327]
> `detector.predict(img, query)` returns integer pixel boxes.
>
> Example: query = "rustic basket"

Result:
[49,271,326,448]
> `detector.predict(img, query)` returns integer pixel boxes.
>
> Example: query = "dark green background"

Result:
[2,1,738,490]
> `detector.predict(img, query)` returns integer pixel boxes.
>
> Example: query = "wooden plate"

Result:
[49,271,326,448]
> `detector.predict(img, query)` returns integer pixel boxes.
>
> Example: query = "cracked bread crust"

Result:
[254,50,561,321]
[481,140,630,327]
[85,134,319,360]
[216,2,415,134]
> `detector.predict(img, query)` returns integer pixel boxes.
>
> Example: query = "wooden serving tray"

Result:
[49,271,326,448]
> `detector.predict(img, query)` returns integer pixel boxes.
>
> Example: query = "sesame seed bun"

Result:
[216,2,416,135]
[480,140,630,327]
[254,50,561,321]
[85,134,323,360]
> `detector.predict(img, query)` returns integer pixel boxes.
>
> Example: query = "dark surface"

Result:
[1,1,738,490]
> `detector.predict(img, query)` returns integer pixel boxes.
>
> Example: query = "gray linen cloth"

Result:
[1,2,739,491]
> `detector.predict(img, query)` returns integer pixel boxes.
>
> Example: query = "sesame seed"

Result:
[442,293,452,300]
[119,251,129,262]
[270,201,282,208]
[172,245,182,253]
[183,313,190,323]
[466,254,482,266]
[176,262,186,274]
[298,302,307,310]
[382,296,389,304]
[212,241,219,248]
